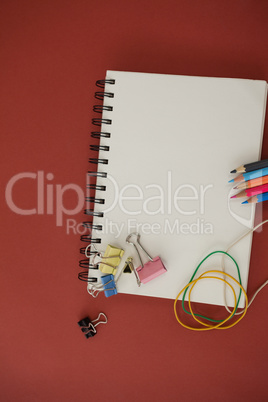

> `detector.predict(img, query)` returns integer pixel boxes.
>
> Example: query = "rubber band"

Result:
[222,219,268,315]
[181,251,242,323]
[174,253,249,331]
[188,272,237,328]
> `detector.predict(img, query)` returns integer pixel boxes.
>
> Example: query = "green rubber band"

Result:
[181,251,242,323]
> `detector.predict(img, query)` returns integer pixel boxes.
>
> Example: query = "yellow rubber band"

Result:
[174,270,248,331]
[188,273,237,329]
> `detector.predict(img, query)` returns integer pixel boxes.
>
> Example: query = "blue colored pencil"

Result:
[242,192,268,204]
[229,167,268,183]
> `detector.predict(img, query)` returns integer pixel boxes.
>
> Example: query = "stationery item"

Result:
[81,71,267,306]
[231,158,268,174]
[174,252,248,331]
[87,281,104,298]
[79,247,100,270]
[78,245,99,282]
[235,175,268,190]
[222,220,268,315]
[123,257,134,273]
[116,257,141,286]
[229,167,268,183]
[242,192,268,204]
[87,272,118,297]
[78,258,99,280]
[101,274,117,297]
[77,313,108,338]
[124,257,141,286]
[87,274,117,297]
[98,244,124,274]
[126,233,166,284]
[78,271,97,283]
[231,183,268,198]
[79,243,123,284]
[174,219,268,330]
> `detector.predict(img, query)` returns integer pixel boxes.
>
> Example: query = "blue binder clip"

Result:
[77,313,108,338]
[101,274,117,297]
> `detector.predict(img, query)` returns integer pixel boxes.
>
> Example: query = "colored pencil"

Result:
[242,192,268,204]
[231,183,268,198]
[229,167,268,183]
[234,175,268,190]
[230,158,268,174]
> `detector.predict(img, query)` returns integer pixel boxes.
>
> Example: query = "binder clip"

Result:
[116,257,141,287]
[87,275,117,298]
[126,233,167,284]
[101,274,117,297]
[123,257,133,273]
[77,312,108,338]
[98,244,124,275]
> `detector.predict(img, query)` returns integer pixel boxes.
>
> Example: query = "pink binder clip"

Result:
[126,233,166,284]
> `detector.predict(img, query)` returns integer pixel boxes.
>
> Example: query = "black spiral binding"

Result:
[78,78,115,283]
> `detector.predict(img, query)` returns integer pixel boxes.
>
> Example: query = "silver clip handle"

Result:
[92,312,108,327]
[136,234,153,262]
[126,232,144,267]
[126,232,153,267]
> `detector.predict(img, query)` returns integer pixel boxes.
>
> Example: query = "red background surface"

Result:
[1,1,268,401]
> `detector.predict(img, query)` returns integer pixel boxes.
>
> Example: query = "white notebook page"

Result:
[90,71,267,307]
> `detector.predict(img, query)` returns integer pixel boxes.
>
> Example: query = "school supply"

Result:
[231,183,268,198]
[235,175,268,190]
[81,70,267,306]
[175,220,268,330]
[123,257,134,274]
[79,243,123,284]
[116,257,141,286]
[101,274,117,297]
[174,251,248,331]
[77,313,108,338]
[126,233,166,284]
[87,274,118,298]
[229,167,268,183]
[231,158,268,174]
[98,244,124,274]
[242,192,268,204]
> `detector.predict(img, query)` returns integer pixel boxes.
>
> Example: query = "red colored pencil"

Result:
[231,183,268,198]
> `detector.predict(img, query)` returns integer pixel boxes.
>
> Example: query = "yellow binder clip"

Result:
[98,244,124,275]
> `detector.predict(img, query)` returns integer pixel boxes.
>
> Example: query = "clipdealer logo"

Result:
[5,170,261,235]
[5,171,84,226]
[5,170,217,236]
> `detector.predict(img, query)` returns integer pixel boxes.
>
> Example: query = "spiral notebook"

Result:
[81,70,267,307]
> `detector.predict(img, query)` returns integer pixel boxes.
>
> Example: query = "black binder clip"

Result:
[77,312,108,338]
